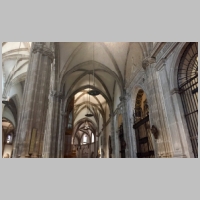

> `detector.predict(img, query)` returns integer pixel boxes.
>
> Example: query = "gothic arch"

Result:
[169,42,189,91]
[64,84,112,114]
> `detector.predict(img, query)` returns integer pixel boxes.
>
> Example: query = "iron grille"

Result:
[178,42,198,158]
[133,116,155,158]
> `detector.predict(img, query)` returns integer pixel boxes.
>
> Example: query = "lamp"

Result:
[88,42,100,96]
[2,100,9,105]
[85,74,94,117]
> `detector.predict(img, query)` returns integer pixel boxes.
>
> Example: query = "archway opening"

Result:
[177,42,198,158]
[2,118,15,158]
[63,87,108,158]
[133,89,154,158]
[72,119,96,158]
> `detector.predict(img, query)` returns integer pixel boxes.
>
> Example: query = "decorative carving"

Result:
[32,42,54,62]
[142,57,156,70]
[151,125,159,139]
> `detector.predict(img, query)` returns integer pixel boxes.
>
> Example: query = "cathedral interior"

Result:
[1,42,198,158]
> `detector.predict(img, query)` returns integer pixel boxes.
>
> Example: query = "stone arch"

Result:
[169,42,189,91]
[72,118,97,145]
[60,60,123,95]
[60,42,124,84]
[63,84,112,116]
[130,84,150,114]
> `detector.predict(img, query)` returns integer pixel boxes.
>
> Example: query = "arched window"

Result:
[6,134,12,144]
[82,134,88,144]
[178,42,198,158]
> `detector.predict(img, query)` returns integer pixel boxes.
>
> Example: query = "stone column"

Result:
[57,109,66,158]
[12,42,54,158]
[115,130,120,158]
[142,57,173,158]
[110,113,116,158]
[119,93,135,158]
[42,91,62,158]
[155,59,188,157]
[102,129,106,158]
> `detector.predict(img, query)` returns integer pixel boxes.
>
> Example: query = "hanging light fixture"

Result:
[85,74,94,117]
[2,100,9,105]
[88,42,100,96]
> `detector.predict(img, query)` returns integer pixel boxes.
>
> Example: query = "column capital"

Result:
[119,96,126,102]
[142,57,156,70]
[32,42,54,63]
[119,93,131,102]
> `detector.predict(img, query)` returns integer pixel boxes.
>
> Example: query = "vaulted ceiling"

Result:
[2,42,154,138]
[58,42,153,138]
[60,42,152,108]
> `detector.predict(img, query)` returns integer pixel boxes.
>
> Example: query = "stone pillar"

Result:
[142,57,173,158]
[57,109,66,158]
[12,42,54,158]
[110,113,116,158]
[115,129,120,158]
[119,93,135,158]
[155,59,188,157]
[102,125,109,158]
[42,91,62,158]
